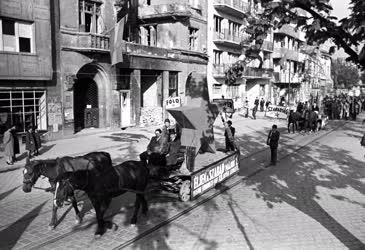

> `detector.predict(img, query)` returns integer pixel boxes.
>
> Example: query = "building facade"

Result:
[272,24,307,105]
[48,0,208,138]
[0,0,54,135]
[207,0,274,109]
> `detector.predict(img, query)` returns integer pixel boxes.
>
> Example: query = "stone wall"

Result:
[140,107,163,127]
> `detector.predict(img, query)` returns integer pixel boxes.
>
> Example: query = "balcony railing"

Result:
[274,72,302,83]
[213,0,250,16]
[213,63,232,76]
[138,3,192,20]
[275,25,303,41]
[61,30,110,51]
[214,29,244,45]
[273,47,304,62]
[213,64,273,78]
[244,67,273,78]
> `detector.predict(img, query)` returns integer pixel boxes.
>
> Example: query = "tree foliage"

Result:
[226,0,365,84]
[331,58,360,89]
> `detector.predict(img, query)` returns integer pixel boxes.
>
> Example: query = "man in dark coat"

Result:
[165,132,182,167]
[287,110,296,133]
[139,129,167,166]
[260,98,265,112]
[267,124,280,166]
[224,120,236,152]
[34,128,41,155]
[25,127,37,158]
[11,128,19,162]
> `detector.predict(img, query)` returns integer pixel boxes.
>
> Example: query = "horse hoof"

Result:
[130,223,136,227]
[94,234,102,240]
[48,225,55,230]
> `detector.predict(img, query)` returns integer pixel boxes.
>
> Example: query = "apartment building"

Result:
[207,0,274,108]
[116,0,208,127]
[0,0,54,135]
[45,0,208,138]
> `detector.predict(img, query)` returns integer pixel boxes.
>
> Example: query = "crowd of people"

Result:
[322,95,364,121]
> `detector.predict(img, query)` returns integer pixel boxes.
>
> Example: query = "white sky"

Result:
[329,0,351,58]
[330,0,351,20]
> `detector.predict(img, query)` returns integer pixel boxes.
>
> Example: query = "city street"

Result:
[0,113,364,250]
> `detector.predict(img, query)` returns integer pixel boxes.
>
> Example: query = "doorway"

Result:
[73,78,99,132]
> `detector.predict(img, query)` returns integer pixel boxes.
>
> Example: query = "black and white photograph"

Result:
[0,0,364,249]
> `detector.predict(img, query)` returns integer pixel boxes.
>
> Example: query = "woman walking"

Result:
[3,126,15,165]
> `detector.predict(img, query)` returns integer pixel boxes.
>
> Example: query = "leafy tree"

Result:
[331,58,360,89]
[226,0,365,84]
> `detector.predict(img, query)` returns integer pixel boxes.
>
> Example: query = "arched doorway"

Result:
[73,78,99,132]
[73,63,110,133]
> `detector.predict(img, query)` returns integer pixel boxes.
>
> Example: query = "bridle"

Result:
[23,161,45,186]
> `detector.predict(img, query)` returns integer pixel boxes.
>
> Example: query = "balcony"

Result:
[273,47,306,62]
[214,29,245,47]
[213,64,273,79]
[214,0,250,17]
[61,30,110,52]
[120,42,208,64]
[275,25,303,41]
[274,72,302,84]
[138,3,192,20]
[244,67,273,79]
[213,63,232,77]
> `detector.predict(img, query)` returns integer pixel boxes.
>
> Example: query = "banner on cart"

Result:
[191,153,239,198]
[265,105,291,119]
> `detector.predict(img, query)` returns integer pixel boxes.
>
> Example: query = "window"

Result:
[0,90,47,134]
[79,0,102,33]
[214,15,223,33]
[228,21,240,36]
[227,85,239,98]
[0,19,34,53]
[213,85,222,96]
[228,52,239,64]
[140,25,157,46]
[169,72,178,97]
[189,27,198,51]
[214,50,222,65]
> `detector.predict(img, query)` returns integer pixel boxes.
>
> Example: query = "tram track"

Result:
[24,120,346,250]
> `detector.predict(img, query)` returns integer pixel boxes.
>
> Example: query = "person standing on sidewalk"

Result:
[25,127,37,158]
[11,127,20,162]
[267,124,280,166]
[3,126,15,165]
[252,97,259,119]
[260,98,265,112]
[221,113,236,152]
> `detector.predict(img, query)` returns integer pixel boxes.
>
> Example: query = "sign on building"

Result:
[166,97,181,109]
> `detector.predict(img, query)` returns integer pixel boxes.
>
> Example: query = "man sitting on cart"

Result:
[165,130,182,169]
[140,128,168,166]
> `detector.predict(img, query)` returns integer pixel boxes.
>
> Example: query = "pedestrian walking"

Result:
[244,99,249,118]
[3,126,15,165]
[221,114,236,152]
[25,126,37,158]
[287,110,296,133]
[11,127,20,162]
[267,124,280,166]
[260,98,265,112]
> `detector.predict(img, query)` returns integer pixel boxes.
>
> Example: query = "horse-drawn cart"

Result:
[150,72,241,202]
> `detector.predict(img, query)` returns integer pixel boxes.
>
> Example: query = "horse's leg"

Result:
[130,194,141,225]
[139,194,148,215]
[49,203,58,229]
[70,194,82,224]
[90,198,106,237]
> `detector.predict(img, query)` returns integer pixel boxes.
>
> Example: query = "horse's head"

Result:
[53,178,74,208]
[22,157,42,193]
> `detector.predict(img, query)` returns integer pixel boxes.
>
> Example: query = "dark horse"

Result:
[54,160,149,237]
[22,151,112,229]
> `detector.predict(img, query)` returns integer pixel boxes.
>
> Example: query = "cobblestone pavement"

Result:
[0,112,364,250]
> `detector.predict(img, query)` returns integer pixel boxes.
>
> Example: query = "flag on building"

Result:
[110,4,129,65]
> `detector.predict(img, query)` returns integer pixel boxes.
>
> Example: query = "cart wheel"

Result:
[179,180,191,202]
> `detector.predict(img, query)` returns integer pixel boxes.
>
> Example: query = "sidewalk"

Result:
[0,110,286,173]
